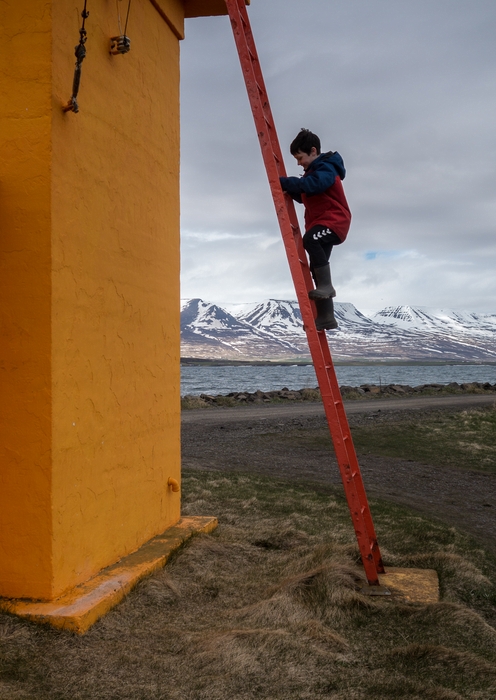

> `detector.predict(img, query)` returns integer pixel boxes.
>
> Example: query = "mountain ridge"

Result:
[180,298,496,362]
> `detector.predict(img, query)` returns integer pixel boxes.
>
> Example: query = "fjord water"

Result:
[181,364,496,396]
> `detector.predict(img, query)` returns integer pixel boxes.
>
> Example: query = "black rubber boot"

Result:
[314,297,338,331]
[308,263,336,299]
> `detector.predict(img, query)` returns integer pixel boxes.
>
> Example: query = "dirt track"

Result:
[181,393,496,424]
[182,394,496,555]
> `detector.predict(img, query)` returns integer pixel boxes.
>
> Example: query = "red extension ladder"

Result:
[225,0,385,586]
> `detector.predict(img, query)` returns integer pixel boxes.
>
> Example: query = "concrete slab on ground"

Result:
[362,567,439,603]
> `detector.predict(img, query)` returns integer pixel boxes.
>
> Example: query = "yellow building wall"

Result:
[0,2,54,599]
[49,0,182,598]
[1,0,234,601]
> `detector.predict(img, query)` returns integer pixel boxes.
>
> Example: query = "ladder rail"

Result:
[226,0,384,583]
[319,339,384,570]
[229,2,316,316]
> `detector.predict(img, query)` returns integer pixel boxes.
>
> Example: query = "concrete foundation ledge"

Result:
[0,516,218,634]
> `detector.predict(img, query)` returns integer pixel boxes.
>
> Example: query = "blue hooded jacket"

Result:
[280,151,346,197]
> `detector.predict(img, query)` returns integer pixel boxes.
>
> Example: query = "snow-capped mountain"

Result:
[236,300,304,348]
[181,299,304,360]
[373,306,496,336]
[181,299,496,361]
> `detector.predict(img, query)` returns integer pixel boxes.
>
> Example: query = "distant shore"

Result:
[180,357,496,367]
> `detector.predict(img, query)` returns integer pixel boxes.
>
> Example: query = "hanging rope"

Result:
[110,0,132,55]
[63,1,90,113]
[123,0,132,35]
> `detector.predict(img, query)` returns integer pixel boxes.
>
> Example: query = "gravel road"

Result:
[181,393,496,424]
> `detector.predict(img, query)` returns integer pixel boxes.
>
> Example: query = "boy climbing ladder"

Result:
[280,128,352,331]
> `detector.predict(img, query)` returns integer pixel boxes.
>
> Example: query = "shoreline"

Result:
[182,380,496,408]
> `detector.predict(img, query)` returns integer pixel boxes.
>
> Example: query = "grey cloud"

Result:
[180,1,496,312]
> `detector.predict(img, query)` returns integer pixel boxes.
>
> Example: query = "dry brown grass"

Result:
[1,471,496,699]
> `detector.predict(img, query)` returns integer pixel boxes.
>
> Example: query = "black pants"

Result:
[303,225,342,274]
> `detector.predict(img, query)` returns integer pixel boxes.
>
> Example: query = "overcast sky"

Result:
[179,0,496,314]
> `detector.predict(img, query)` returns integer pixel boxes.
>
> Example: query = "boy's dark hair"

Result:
[290,128,321,156]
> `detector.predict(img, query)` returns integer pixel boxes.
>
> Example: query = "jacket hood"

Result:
[310,151,346,180]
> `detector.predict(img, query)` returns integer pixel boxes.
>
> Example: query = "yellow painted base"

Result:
[0,516,217,634]
[361,567,439,603]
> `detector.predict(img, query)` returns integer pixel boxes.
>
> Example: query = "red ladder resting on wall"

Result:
[225,0,385,587]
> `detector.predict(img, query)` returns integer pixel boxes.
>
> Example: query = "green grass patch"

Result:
[354,406,496,473]
[287,406,496,473]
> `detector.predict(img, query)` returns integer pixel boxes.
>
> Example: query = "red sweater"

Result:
[302,175,351,241]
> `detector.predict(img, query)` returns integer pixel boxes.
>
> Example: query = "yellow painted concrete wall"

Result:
[0,1,54,600]
[49,0,182,598]
[1,0,231,601]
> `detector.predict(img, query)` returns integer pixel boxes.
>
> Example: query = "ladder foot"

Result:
[359,584,391,596]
